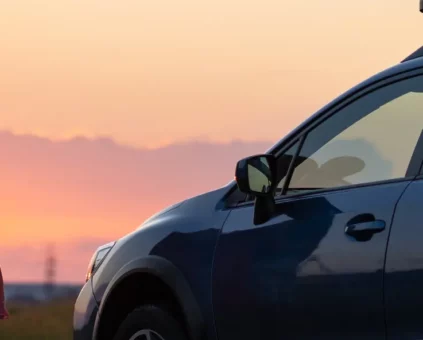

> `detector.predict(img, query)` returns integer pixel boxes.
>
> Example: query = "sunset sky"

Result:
[1,0,423,283]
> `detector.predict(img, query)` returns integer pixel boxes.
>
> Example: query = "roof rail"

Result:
[402,46,423,63]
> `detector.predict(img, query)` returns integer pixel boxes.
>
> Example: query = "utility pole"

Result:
[44,243,56,300]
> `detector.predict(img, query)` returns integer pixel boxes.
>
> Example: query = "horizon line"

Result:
[0,128,276,151]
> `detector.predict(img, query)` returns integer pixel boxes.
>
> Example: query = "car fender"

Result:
[93,255,205,340]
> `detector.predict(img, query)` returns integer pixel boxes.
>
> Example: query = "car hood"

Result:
[139,200,187,228]
[136,183,232,231]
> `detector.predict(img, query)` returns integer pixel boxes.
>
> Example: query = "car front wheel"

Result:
[112,305,187,340]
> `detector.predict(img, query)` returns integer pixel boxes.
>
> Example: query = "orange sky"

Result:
[1,1,423,283]
[1,1,422,148]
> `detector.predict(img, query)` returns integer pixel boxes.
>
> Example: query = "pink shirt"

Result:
[0,268,9,319]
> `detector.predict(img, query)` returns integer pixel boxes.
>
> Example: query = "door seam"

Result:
[210,209,233,340]
[382,177,416,340]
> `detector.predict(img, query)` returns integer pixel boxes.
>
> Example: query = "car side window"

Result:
[277,75,423,194]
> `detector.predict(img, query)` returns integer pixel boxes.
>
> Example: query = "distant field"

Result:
[0,299,75,340]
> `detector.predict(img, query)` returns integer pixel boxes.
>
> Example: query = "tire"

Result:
[112,305,188,340]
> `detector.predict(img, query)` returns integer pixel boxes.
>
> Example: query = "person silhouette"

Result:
[0,268,9,319]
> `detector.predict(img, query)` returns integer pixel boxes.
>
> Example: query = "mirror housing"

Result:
[235,154,277,225]
[235,154,277,197]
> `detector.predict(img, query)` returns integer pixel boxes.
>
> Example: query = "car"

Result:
[74,22,423,340]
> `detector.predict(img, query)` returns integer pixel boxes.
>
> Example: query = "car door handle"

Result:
[345,220,386,236]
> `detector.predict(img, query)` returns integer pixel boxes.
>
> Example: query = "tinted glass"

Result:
[283,75,423,191]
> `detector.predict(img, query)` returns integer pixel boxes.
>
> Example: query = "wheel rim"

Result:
[129,329,166,340]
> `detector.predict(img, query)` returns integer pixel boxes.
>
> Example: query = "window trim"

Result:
[406,129,423,177]
[223,68,423,209]
[280,134,306,196]
[233,176,415,209]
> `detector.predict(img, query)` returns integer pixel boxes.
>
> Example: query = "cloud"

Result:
[0,130,273,282]
[0,239,111,283]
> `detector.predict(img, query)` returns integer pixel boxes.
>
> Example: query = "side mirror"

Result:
[235,154,277,197]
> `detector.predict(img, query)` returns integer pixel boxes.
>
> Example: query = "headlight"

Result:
[85,241,115,282]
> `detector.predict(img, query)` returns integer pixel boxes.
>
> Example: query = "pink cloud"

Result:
[0,131,273,282]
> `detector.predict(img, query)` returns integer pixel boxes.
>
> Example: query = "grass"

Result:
[0,299,75,340]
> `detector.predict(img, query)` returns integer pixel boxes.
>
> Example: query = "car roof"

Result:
[266,52,423,155]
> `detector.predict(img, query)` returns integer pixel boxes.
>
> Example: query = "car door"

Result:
[385,171,423,339]
[212,72,423,340]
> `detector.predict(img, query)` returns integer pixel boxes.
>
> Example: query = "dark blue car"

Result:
[74,43,423,340]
